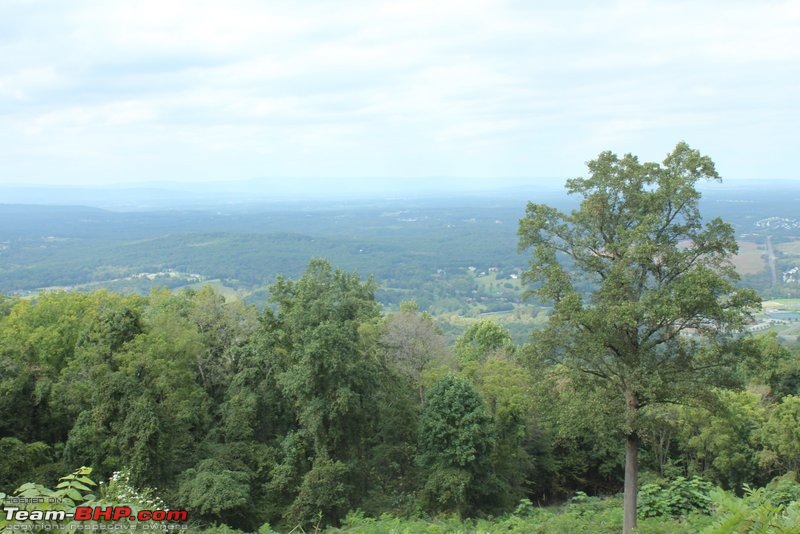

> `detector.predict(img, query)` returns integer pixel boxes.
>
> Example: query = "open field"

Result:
[731,240,767,275]
[763,299,800,309]
[473,271,523,293]
[776,239,800,255]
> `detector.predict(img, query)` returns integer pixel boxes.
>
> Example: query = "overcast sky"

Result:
[0,0,798,193]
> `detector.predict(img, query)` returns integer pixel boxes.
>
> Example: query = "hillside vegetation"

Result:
[3,151,800,532]
[1,263,799,532]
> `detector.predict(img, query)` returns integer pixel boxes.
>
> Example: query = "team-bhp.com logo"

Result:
[4,505,187,526]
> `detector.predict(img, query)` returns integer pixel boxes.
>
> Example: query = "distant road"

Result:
[766,235,778,286]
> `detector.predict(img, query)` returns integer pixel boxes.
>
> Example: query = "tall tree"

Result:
[268,259,384,526]
[381,301,448,400]
[518,142,760,533]
[270,258,381,462]
[417,374,496,514]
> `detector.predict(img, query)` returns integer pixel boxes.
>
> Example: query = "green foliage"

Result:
[2,254,799,533]
[455,320,513,363]
[756,395,800,476]
[0,291,144,443]
[762,472,800,508]
[271,258,381,460]
[526,365,623,497]
[0,295,15,317]
[639,476,714,518]
[0,466,97,531]
[335,495,711,533]
[381,303,449,388]
[704,484,800,533]
[178,459,251,517]
[4,463,796,534]
[99,469,167,511]
[739,334,799,398]
[358,367,419,517]
[417,375,496,514]
[518,143,761,530]
[518,142,760,410]
[460,355,551,506]
[676,389,766,490]
[418,375,494,470]
[62,306,211,487]
[198,525,248,534]
[0,437,55,490]
[418,467,473,515]
[257,523,281,534]
[285,457,353,528]
[257,259,391,527]
[181,285,258,402]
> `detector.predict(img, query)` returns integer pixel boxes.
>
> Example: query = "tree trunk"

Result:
[623,431,638,534]
[623,391,639,534]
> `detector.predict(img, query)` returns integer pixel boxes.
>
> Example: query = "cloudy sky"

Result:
[1,0,798,193]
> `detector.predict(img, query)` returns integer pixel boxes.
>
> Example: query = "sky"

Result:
[0,0,798,195]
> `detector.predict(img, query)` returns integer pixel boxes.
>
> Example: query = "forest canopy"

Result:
[1,146,799,533]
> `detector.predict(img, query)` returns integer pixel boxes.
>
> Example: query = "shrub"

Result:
[763,471,800,507]
[638,476,714,518]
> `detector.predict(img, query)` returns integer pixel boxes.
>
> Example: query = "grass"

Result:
[776,239,800,256]
[763,299,800,310]
[473,271,523,293]
[731,241,767,275]
[439,306,546,327]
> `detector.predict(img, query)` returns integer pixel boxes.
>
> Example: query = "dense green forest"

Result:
[2,184,800,310]
[2,264,800,532]
[3,149,800,532]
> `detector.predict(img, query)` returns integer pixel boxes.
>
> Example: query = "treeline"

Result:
[0,204,525,298]
[0,231,525,314]
[1,260,800,531]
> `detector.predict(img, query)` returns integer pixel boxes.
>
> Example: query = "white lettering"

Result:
[45,510,67,521]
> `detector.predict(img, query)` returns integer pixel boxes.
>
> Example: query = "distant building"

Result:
[783,266,799,284]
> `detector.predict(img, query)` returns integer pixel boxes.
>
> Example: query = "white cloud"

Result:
[0,66,62,100]
[0,0,797,186]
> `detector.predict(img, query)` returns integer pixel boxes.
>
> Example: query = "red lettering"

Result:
[113,507,132,521]
[74,507,92,521]
[167,510,188,522]
[93,507,113,521]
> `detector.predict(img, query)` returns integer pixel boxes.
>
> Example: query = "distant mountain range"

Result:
[0,178,796,210]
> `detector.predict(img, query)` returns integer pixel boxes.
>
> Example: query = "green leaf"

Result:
[68,482,92,492]
[65,489,83,501]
